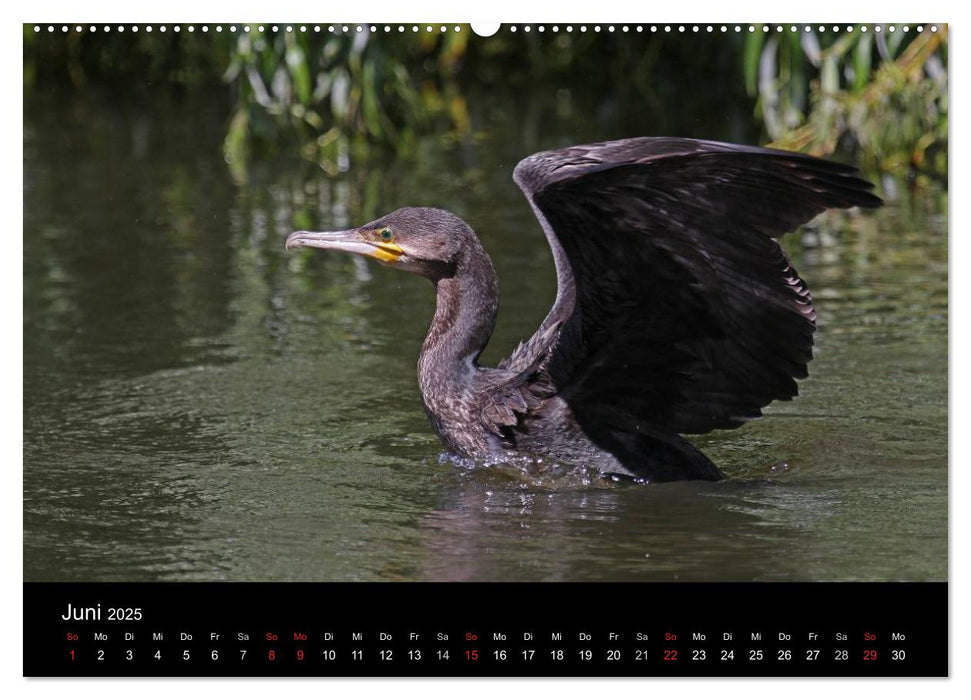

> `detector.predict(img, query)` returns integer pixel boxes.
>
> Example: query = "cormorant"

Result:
[286,137,881,482]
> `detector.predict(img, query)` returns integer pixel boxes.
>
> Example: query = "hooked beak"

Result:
[285,230,403,264]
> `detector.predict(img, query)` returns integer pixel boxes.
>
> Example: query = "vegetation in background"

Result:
[220,24,948,179]
[745,25,947,177]
[218,26,760,175]
[24,24,948,180]
[221,28,470,180]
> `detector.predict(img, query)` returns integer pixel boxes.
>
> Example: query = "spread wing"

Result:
[499,137,881,437]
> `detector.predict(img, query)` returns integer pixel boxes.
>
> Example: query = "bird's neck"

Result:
[418,245,499,408]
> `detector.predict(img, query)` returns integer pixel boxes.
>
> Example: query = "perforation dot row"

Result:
[31,24,940,35]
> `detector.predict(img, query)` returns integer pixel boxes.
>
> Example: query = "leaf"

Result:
[270,64,291,105]
[331,69,350,121]
[852,34,873,93]
[800,30,822,67]
[285,38,312,105]
[361,60,384,139]
[743,32,765,95]
[245,65,273,108]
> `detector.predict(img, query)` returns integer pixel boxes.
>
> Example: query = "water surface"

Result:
[23,89,947,582]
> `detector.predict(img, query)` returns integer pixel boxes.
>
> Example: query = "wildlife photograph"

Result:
[23,23,947,583]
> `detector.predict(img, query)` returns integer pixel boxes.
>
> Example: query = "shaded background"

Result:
[24,23,947,581]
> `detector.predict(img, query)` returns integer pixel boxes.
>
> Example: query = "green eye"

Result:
[380,228,393,241]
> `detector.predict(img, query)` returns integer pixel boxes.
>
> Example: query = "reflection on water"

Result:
[24,89,946,583]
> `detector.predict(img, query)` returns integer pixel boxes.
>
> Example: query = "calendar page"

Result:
[22,20,948,678]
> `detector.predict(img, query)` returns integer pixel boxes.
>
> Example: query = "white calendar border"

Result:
[2,0,961,697]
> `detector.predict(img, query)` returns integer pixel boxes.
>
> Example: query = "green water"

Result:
[23,89,947,582]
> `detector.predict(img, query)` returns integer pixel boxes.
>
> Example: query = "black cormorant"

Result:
[286,137,881,482]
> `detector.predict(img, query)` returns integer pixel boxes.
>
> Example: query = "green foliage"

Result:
[24,24,948,181]
[744,26,948,176]
[222,28,467,180]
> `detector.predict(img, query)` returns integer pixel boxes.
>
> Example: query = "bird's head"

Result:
[285,207,473,280]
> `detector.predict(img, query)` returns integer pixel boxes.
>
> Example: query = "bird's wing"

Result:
[503,137,881,435]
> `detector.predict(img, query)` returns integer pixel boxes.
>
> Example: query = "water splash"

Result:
[436,451,643,490]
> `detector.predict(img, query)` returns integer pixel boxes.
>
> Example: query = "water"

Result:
[24,89,947,583]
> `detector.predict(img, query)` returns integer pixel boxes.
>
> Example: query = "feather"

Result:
[503,137,880,436]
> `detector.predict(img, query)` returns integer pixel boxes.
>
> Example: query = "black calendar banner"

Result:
[24,582,947,677]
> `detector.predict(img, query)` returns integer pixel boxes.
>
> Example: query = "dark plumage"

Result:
[286,137,881,482]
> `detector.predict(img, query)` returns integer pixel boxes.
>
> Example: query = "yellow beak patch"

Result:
[370,242,404,263]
